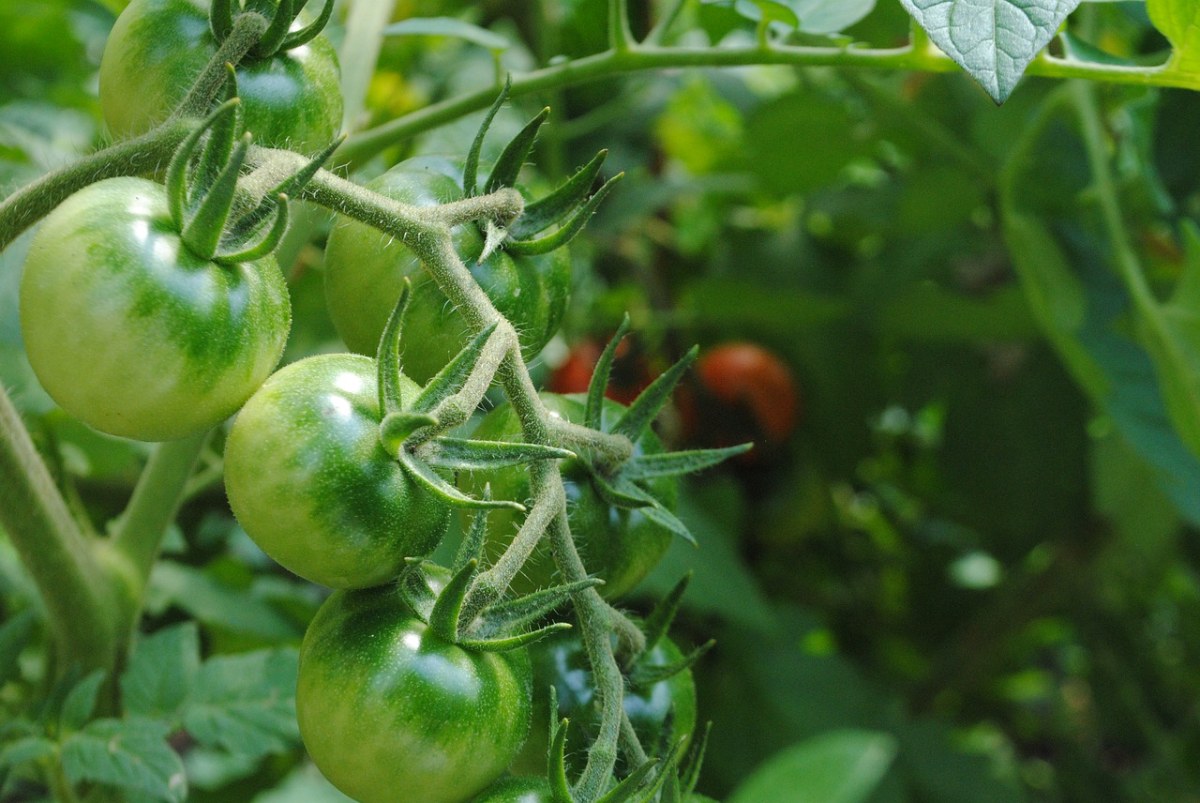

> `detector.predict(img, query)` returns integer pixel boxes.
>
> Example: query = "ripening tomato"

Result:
[99,0,342,153]
[297,584,533,803]
[323,157,571,383]
[223,354,450,588]
[20,177,290,442]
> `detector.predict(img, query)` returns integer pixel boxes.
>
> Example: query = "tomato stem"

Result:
[0,387,122,675]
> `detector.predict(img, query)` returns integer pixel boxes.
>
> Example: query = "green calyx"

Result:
[397,559,598,653]
[210,0,335,60]
[575,317,753,546]
[464,80,624,259]
[374,281,575,513]
[165,69,337,263]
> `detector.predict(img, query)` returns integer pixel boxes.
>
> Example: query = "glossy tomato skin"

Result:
[513,630,697,775]
[223,354,450,588]
[298,584,533,803]
[324,158,571,383]
[20,176,289,442]
[471,776,553,802]
[99,0,342,153]
[465,394,676,600]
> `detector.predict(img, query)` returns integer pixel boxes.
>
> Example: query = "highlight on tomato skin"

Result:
[679,341,801,463]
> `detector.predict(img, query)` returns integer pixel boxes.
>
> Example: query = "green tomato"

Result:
[298,584,533,803]
[223,354,450,588]
[471,776,553,802]
[99,0,342,153]
[19,176,289,442]
[513,630,697,776]
[323,157,571,383]
[465,394,676,599]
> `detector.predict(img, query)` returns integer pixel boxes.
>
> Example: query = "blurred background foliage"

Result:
[3,1,1200,801]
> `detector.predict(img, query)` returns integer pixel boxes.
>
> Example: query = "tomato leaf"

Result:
[727,730,897,803]
[1149,0,1200,73]
[622,444,753,481]
[61,718,187,803]
[506,173,624,257]
[900,0,1082,103]
[181,649,300,760]
[409,322,500,415]
[59,669,107,731]
[612,346,697,442]
[120,623,201,722]
[383,17,511,52]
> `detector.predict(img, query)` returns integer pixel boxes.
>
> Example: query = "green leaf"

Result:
[899,0,1082,103]
[729,0,800,29]
[1149,0,1200,72]
[0,608,36,687]
[120,624,201,722]
[383,17,510,51]
[60,670,106,731]
[622,445,753,481]
[728,0,877,33]
[148,562,300,641]
[181,648,300,760]
[728,730,897,803]
[61,718,187,803]
[0,736,56,771]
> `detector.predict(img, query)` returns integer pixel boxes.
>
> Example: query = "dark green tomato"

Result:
[471,776,553,803]
[298,584,533,803]
[323,157,571,383]
[513,630,697,776]
[466,394,676,599]
[223,354,450,588]
[99,0,342,153]
[19,177,289,442]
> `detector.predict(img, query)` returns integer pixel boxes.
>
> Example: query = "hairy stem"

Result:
[0,121,192,252]
[0,387,119,673]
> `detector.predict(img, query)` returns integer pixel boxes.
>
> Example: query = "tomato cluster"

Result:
[20,4,716,801]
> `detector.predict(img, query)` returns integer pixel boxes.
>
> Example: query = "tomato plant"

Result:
[99,0,342,152]
[514,629,697,776]
[20,175,290,442]
[223,353,450,588]
[297,582,532,803]
[466,393,677,600]
[323,157,571,383]
[472,776,553,802]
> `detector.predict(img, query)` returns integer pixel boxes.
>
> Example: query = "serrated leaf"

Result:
[1149,0,1200,72]
[120,624,201,722]
[728,730,897,803]
[182,649,300,761]
[900,0,1082,103]
[383,17,510,51]
[421,437,574,471]
[0,608,36,687]
[0,736,56,770]
[61,718,186,803]
[60,670,106,731]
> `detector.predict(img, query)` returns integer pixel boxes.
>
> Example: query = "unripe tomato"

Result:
[99,0,342,153]
[223,354,450,588]
[472,776,553,802]
[20,177,290,442]
[464,394,676,600]
[297,584,533,803]
[323,158,571,383]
